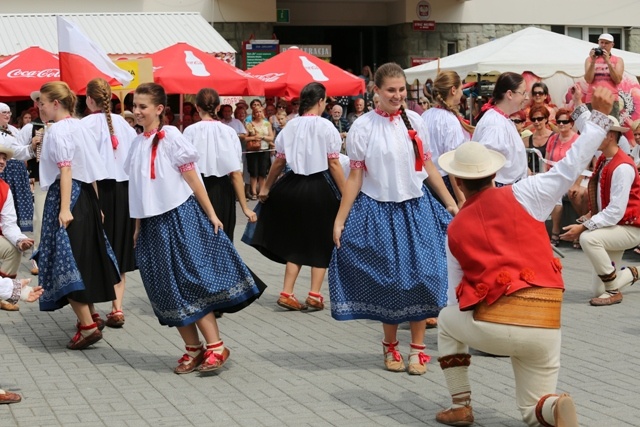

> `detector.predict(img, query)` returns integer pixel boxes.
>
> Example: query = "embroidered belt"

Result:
[473,287,562,329]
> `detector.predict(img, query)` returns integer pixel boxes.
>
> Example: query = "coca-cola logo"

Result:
[249,72,285,83]
[6,68,60,78]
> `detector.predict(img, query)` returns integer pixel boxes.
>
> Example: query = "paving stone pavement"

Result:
[2,204,640,426]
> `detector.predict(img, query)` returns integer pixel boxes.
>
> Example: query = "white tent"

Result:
[405,27,640,116]
[405,26,640,82]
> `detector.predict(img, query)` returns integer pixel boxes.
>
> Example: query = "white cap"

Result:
[599,33,614,42]
[124,110,135,119]
[30,91,41,102]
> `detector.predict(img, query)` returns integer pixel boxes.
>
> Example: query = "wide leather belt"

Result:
[473,287,562,329]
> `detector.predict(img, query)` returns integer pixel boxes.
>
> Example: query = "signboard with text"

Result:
[280,45,332,59]
[413,21,436,31]
[411,57,438,67]
[243,40,280,70]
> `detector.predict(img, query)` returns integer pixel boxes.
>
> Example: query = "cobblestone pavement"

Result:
[2,204,640,426]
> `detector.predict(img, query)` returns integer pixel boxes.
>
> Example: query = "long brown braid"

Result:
[399,105,422,168]
[86,78,116,146]
[373,63,424,169]
[433,71,475,135]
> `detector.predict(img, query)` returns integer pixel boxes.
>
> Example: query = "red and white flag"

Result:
[56,16,132,93]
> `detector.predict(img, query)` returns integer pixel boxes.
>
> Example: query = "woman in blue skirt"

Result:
[0,103,33,232]
[330,63,458,376]
[126,83,264,375]
[35,82,120,350]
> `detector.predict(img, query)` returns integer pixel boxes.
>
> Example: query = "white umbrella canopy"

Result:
[405,26,640,83]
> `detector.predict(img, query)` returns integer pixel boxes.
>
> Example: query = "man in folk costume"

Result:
[560,114,640,305]
[0,145,35,311]
[433,86,613,427]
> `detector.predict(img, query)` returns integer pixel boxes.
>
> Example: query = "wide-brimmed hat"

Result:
[0,145,14,160]
[609,116,629,133]
[438,141,506,179]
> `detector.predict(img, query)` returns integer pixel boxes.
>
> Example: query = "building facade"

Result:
[2,0,639,72]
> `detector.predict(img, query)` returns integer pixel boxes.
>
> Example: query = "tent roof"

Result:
[0,12,235,57]
[405,27,640,83]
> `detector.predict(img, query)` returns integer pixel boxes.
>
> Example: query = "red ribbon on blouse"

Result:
[407,130,425,171]
[143,129,166,179]
[374,108,401,121]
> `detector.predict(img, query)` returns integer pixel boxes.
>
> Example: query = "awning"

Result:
[0,12,235,58]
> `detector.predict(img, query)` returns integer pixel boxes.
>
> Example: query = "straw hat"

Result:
[608,116,629,133]
[438,141,506,179]
[0,145,14,160]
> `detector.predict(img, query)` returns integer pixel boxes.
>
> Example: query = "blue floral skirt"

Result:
[136,196,264,327]
[0,159,33,232]
[329,186,451,324]
[37,180,120,311]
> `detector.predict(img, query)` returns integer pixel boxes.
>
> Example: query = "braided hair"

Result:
[195,88,220,120]
[135,83,167,149]
[374,63,424,169]
[432,71,475,135]
[86,78,116,146]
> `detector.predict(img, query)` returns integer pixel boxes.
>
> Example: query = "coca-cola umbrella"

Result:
[247,47,365,98]
[148,42,265,95]
[0,46,60,100]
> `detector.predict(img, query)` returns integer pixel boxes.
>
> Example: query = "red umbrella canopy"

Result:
[0,46,59,100]
[247,47,365,98]
[148,43,264,96]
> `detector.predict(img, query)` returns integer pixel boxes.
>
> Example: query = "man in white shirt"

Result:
[561,114,640,306]
[0,146,34,311]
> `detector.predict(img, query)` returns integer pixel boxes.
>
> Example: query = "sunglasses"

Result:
[531,117,546,122]
[556,119,572,125]
[532,91,546,96]
[292,102,300,106]
[277,105,286,109]
[510,119,524,124]
[420,101,430,105]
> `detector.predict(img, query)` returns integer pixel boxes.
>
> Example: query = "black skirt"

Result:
[202,174,236,242]
[98,179,136,273]
[250,170,340,268]
[65,183,120,304]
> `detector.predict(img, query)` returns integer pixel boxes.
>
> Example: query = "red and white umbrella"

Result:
[0,46,59,100]
[147,42,265,95]
[247,47,365,98]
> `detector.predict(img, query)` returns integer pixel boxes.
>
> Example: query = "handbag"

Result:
[246,139,261,151]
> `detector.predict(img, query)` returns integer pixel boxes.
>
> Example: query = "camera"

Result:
[594,47,604,57]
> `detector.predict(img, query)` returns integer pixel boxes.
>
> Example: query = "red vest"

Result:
[448,186,564,311]
[590,149,640,227]
[0,179,9,236]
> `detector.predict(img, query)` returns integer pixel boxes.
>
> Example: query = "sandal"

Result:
[573,240,581,250]
[634,245,640,255]
[550,233,560,247]
[105,310,125,328]
[249,194,258,201]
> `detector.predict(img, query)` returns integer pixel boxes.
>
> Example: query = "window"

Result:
[566,26,624,49]
[447,41,457,56]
